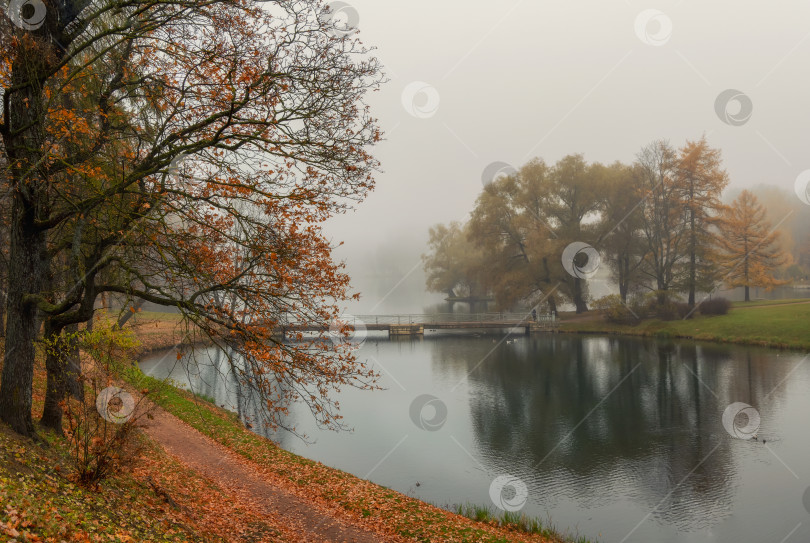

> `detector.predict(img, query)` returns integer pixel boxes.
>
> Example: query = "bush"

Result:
[594,293,715,322]
[654,301,679,321]
[593,295,641,325]
[55,327,153,487]
[675,302,694,319]
[699,297,731,316]
[640,291,695,321]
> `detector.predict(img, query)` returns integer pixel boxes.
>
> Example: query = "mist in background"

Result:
[325,0,810,314]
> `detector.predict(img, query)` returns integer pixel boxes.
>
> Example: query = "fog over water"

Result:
[324,1,810,313]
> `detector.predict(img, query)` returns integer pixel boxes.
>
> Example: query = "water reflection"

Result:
[140,346,284,438]
[140,335,810,543]
[441,338,739,530]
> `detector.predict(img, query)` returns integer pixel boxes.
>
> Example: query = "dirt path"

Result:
[144,409,392,543]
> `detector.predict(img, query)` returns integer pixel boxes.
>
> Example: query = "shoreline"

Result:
[557,327,806,350]
[557,299,810,351]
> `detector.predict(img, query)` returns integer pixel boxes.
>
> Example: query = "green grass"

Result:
[562,300,810,350]
[455,503,597,543]
[729,298,810,307]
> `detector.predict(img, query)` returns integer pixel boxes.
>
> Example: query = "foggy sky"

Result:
[325,0,810,313]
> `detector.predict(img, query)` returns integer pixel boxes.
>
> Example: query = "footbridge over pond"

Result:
[279,312,558,338]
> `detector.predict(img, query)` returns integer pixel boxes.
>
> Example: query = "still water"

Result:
[140,334,810,543]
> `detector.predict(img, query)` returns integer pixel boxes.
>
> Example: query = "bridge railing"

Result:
[277,312,556,327]
[332,312,555,326]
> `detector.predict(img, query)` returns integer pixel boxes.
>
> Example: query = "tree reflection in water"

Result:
[432,336,789,531]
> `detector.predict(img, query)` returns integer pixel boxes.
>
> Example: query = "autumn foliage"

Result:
[713,190,788,301]
[424,138,733,313]
[0,0,383,437]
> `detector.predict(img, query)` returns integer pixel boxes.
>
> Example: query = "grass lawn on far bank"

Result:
[560,299,810,350]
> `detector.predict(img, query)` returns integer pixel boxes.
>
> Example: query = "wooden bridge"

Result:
[279,312,558,338]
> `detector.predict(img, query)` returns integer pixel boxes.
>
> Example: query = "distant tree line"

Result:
[423,137,795,314]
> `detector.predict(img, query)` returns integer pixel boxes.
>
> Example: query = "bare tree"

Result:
[635,140,688,304]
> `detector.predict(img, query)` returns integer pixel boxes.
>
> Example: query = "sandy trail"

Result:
[144,409,392,543]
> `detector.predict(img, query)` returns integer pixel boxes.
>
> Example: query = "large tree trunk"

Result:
[573,278,588,314]
[0,41,53,438]
[0,196,48,437]
[40,322,65,433]
[40,322,82,434]
[656,286,667,306]
[0,288,6,338]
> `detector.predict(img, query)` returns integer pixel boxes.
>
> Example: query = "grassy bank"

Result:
[560,299,810,350]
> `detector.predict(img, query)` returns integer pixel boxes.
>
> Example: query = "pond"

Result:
[140,334,810,543]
